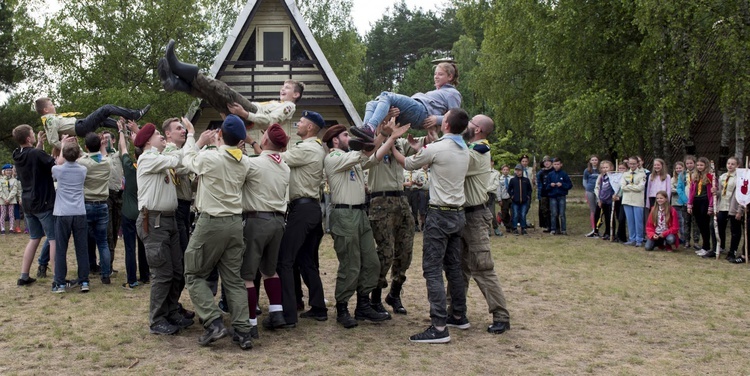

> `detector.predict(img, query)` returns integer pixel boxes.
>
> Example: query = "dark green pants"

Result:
[330,208,378,303]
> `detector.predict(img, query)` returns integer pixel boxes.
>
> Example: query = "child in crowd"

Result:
[620,157,646,247]
[498,164,513,233]
[508,164,532,235]
[537,156,553,232]
[519,154,535,227]
[713,157,741,260]
[645,191,680,251]
[680,155,701,249]
[647,158,671,207]
[583,155,600,238]
[35,97,149,150]
[1,164,19,234]
[613,161,629,242]
[545,158,572,235]
[671,161,687,245]
[687,157,713,255]
[51,137,90,293]
[595,160,615,240]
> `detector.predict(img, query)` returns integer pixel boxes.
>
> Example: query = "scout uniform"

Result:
[403,133,469,340]
[78,150,113,280]
[448,139,510,332]
[106,144,124,267]
[134,125,184,333]
[40,104,147,149]
[163,142,194,253]
[0,166,18,233]
[487,167,501,234]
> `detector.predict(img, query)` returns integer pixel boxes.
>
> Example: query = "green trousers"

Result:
[330,208,379,303]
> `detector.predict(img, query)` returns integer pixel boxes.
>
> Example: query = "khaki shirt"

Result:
[163,143,193,201]
[247,100,296,130]
[464,139,492,206]
[404,135,469,207]
[619,169,647,207]
[137,147,180,212]
[325,148,368,205]
[363,138,419,193]
[717,172,737,212]
[281,137,325,201]
[242,150,290,213]
[41,114,77,150]
[78,152,111,202]
[182,137,249,217]
[107,149,124,192]
[487,169,500,193]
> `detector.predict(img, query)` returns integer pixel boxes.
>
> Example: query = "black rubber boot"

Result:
[370,288,391,319]
[336,302,358,329]
[157,57,192,93]
[354,293,390,322]
[385,281,407,315]
[165,39,200,83]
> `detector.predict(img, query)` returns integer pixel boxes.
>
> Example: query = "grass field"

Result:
[1,198,750,375]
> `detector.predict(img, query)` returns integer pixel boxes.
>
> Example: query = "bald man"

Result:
[448,114,510,335]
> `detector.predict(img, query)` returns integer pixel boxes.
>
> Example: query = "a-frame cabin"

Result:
[188,0,362,142]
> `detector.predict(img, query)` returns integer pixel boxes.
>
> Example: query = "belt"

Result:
[464,203,488,213]
[428,204,463,212]
[290,197,319,206]
[147,210,175,217]
[244,211,285,220]
[85,200,107,205]
[370,191,403,198]
[334,204,367,210]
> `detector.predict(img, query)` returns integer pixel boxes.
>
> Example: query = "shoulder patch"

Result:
[471,143,490,154]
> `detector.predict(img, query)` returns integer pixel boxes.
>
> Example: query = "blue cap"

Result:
[302,110,325,128]
[222,114,247,142]
[2,164,12,170]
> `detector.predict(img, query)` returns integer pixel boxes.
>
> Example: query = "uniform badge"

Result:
[349,170,356,181]
[384,155,390,165]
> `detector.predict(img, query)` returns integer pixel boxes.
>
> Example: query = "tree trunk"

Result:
[720,110,732,170]
[736,106,746,161]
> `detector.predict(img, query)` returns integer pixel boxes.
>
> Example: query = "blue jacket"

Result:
[545,169,573,198]
[508,176,532,204]
[583,168,599,193]
[675,171,689,206]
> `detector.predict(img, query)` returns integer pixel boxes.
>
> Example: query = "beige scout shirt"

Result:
[281,137,325,201]
[182,137,249,217]
[464,140,492,206]
[488,169,500,193]
[41,114,77,150]
[404,135,469,207]
[717,172,737,212]
[363,138,419,193]
[242,150,290,213]
[137,147,180,212]
[78,152,111,202]
[163,143,194,201]
[108,149,124,192]
[325,149,369,205]
[246,101,296,130]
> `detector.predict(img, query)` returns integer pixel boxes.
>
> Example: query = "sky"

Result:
[350,0,447,35]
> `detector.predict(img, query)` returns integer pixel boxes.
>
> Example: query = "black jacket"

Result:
[12,146,55,213]
[508,176,532,204]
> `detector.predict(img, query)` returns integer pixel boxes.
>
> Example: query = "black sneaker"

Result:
[101,276,111,285]
[136,104,152,121]
[90,265,101,275]
[17,277,37,286]
[36,264,48,278]
[446,315,471,330]
[150,320,179,335]
[232,330,253,350]
[487,321,510,334]
[198,319,228,346]
[299,308,328,321]
[409,325,450,344]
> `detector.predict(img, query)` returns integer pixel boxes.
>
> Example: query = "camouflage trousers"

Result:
[369,196,415,288]
[192,74,258,120]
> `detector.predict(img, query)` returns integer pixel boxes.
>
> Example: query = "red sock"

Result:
[247,286,257,319]
[264,277,282,306]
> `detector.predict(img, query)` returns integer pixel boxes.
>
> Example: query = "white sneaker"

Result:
[696,249,709,257]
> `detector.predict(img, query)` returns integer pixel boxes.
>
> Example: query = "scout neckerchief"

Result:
[630,170,635,183]
[226,148,243,162]
[40,112,83,127]
[697,174,704,196]
[723,173,732,196]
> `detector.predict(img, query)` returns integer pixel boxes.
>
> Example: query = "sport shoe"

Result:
[262,311,288,330]
[299,308,328,321]
[168,316,195,329]
[494,228,503,236]
[36,264,48,278]
[249,325,259,339]
[80,282,90,293]
[101,276,111,285]
[487,321,510,334]
[446,315,471,330]
[349,126,375,141]
[409,325,450,344]
[623,241,635,246]
[150,320,180,335]
[17,277,37,286]
[232,330,253,350]
[52,284,66,293]
[198,319,227,345]
[122,282,139,290]
[585,230,597,237]
[696,249,709,257]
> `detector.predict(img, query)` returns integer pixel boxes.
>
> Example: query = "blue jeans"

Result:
[362,92,428,130]
[86,203,111,277]
[673,205,685,242]
[54,215,90,285]
[121,215,139,285]
[511,201,529,229]
[25,209,55,241]
[549,197,567,232]
[623,205,645,243]
[38,239,51,266]
[645,234,676,250]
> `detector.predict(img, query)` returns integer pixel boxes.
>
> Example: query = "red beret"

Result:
[322,124,347,143]
[134,123,156,148]
[267,123,289,148]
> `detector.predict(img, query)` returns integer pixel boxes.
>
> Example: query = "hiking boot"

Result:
[487,321,511,334]
[178,303,195,319]
[249,325,259,339]
[336,302,358,329]
[232,330,253,350]
[370,288,391,319]
[17,277,36,286]
[261,311,287,330]
[168,315,194,329]
[150,320,179,335]
[409,325,450,344]
[349,126,375,141]
[36,264,48,278]
[385,282,407,315]
[299,308,328,321]
[354,293,390,322]
[198,319,227,345]
[446,315,471,330]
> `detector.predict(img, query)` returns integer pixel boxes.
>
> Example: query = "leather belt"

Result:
[244,211,285,220]
[370,191,403,198]
[464,203,488,213]
[85,200,107,205]
[290,197,319,206]
[334,204,367,210]
[428,204,463,212]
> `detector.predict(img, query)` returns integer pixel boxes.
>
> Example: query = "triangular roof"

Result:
[188,0,362,127]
